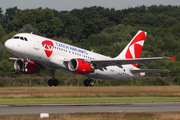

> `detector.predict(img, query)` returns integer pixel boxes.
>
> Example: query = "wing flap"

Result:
[130,69,170,74]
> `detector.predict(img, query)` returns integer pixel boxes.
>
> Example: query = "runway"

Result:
[1,102,180,115]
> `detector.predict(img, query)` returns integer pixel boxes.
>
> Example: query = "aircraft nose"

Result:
[5,39,14,51]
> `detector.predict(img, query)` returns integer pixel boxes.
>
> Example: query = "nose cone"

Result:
[5,39,14,51]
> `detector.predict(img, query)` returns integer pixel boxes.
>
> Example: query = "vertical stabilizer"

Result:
[115,30,147,67]
[115,30,147,59]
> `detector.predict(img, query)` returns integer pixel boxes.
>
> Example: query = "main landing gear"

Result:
[48,70,59,86]
[48,69,95,87]
[84,79,95,87]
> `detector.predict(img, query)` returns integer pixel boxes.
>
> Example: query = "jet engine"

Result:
[14,59,37,74]
[68,59,94,74]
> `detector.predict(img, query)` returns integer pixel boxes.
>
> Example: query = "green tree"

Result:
[0,79,4,86]
[59,13,80,41]
[0,24,5,40]
[0,8,3,25]
[19,24,39,34]
[3,6,21,28]
[0,43,6,60]
[82,18,109,38]
[0,60,18,77]
[5,8,63,38]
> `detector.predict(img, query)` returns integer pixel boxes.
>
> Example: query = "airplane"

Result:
[4,30,175,87]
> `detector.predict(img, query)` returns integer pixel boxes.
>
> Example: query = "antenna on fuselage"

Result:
[31,31,33,34]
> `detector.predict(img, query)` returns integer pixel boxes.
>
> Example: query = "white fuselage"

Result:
[5,33,144,79]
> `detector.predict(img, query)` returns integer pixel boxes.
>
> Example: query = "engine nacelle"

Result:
[14,59,37,74]
[68,59,93,74]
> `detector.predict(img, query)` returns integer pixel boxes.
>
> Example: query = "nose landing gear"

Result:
[48,79,59,86]
[48,69,59,87]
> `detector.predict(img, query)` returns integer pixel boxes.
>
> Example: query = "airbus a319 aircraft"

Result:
[4,30,175,87]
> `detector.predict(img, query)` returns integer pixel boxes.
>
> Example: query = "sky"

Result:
[0,0,180,12]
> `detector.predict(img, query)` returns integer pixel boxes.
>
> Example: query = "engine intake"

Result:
[68,59,94,74]
[14,59,37,74]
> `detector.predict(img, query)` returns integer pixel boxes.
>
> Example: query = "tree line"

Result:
[0,5,180,82]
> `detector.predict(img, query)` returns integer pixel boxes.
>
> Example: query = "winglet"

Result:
[171,56,176,62]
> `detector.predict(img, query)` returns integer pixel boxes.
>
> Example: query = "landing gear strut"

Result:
[48,69,59,86]
[84,79,95,87]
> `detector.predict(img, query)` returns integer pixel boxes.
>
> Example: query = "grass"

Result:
[1,112,180,120]
[1,86,180,98]
[0,96,180,105]
[0,86,180,105]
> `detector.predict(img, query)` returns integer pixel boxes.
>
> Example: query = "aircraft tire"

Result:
[48,79,53,86]
[48,79,59,86]
[53,79,59,86]
[84,79,89,87]
[89,79,95,87]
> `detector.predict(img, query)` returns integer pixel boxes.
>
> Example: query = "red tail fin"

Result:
[115,30,147,60]
[115,30,147,67]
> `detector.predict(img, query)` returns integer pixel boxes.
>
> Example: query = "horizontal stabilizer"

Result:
[130,69,170,74]
[9,57,20,60]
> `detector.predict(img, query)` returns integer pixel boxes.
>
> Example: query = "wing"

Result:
[89,57,172,69]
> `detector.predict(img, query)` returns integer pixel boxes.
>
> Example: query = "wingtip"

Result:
[171,56,176,62]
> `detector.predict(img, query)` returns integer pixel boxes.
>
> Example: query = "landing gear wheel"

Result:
[48,69,59,87]
[84,79,89,87]
[53,79,59,86]
[84,79,95,87]
[48,79,53,86]
[48,79,59,86]
[89,79,95,87]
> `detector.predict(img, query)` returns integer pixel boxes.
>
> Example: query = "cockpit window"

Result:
[24,37,28,41]
[13,36,28,41]
[13,36,20,39]
[20,37,24,40]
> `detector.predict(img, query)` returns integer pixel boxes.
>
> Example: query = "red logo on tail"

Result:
[125,32,146,67]
[42,40,53,57]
